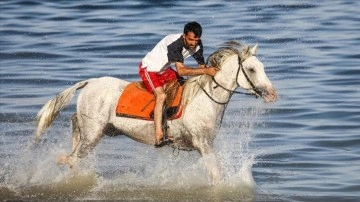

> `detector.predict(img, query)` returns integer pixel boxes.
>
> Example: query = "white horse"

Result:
[35,42,277,184]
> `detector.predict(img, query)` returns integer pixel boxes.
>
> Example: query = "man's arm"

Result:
[175,62,219,77]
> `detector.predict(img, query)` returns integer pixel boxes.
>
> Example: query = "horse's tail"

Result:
[35,79,91,142]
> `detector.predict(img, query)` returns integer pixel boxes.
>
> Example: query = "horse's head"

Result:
[208,42,277,102]
[238,44,277,102]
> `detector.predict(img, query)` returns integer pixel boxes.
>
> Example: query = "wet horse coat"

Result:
[35,42,277,184]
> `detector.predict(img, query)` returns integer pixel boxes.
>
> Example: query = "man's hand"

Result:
[205,66,220,76]
[176,62,219,77]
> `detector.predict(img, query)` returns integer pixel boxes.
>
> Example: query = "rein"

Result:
[198,55,258,105]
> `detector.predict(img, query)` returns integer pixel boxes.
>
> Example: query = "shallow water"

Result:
[1,0,359,201]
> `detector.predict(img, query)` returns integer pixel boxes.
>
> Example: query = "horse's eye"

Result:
[248,68,255,73]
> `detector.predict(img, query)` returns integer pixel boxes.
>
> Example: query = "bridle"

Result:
[198,55,261,105]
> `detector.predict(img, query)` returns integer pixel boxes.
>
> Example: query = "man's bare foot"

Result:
[155,132,163,143]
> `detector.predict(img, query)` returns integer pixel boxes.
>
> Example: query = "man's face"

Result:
[183,31,200,50]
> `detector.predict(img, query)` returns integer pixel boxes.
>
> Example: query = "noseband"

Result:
[198,55,259,105]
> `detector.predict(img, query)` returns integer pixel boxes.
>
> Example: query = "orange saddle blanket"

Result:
[116,81,183,120]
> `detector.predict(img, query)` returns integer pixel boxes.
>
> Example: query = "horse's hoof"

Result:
[57,154,69,165]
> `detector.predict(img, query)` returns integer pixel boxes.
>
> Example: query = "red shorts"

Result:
[138,63,179,92]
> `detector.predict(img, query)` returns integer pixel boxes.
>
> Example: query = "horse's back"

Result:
[77,77,130,115]
[95,76,130,89]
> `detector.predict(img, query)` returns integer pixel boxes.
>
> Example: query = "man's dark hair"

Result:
[184,21,202,38]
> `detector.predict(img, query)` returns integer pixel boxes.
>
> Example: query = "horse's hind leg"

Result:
[57,113,81,165]
[71,114,81,152]
[57,114,106,167]
[60,116,106,167]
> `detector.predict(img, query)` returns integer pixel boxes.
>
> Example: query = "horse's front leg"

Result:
[194,138,221,185]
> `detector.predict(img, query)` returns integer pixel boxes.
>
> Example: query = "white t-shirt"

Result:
[141,33,205,73]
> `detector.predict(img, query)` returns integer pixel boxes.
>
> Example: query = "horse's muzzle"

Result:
[263,87,278,103]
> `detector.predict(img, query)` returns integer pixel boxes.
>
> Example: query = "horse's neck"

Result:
[206,78,233,103]
[182,58,239,108]
[193,79,230,125]
[213,57,240,91]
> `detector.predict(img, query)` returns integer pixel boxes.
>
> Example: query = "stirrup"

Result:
[154,138,174,148]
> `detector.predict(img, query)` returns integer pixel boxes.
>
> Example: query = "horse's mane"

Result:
[181,41,253,105]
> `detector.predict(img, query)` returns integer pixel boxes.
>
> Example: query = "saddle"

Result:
[116,80,184,120]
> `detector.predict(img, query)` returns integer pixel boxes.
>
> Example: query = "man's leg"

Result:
[139,65,176,147]
[153,86,166,146]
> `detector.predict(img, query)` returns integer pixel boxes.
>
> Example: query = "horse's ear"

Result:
[250,43,258,55]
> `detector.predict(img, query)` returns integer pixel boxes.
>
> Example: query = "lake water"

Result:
[1,0,359,201]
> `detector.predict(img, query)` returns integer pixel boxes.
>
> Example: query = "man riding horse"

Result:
[138,21,219,147]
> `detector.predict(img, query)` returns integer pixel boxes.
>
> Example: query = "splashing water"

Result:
[0,98,267,201]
